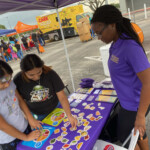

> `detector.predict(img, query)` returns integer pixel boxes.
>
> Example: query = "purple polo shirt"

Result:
[108,37,150,111]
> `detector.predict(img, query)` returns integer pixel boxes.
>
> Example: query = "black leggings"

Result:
[100,103,150,148]
[117,106,148,143]
[117,105,150,148]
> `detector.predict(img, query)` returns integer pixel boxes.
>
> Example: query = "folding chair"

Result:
[93,129,139,150]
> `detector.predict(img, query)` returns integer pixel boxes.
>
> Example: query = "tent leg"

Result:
[56,8,75,92]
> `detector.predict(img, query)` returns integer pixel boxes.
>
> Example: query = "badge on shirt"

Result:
[110,54,119,64]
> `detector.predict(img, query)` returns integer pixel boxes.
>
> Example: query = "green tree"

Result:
[79,0,106,12]
[0,24,6,29]
[0,24,8,41]
[111,3,120,9]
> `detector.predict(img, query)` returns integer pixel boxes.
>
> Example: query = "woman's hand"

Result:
[68,115,78,129]
[26,130,41,141]
[29,117,43,130]
[134,114,146,140]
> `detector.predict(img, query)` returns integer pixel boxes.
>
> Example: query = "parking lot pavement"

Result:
[10,18,150,147]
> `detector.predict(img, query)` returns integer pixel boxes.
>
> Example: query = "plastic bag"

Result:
[39,44,45,53]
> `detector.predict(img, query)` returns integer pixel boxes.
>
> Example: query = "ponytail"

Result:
[117,17,143,50]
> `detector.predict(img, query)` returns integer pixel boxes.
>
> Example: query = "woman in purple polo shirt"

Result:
[91,5,150,150]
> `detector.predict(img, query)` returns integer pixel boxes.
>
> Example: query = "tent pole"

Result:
[56,8,75,92]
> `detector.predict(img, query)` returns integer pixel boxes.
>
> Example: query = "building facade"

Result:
[119,0,150,13]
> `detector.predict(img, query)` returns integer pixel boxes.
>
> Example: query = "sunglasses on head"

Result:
[0,75,12,83]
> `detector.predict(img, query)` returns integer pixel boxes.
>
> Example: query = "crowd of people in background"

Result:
[0,29,45,62]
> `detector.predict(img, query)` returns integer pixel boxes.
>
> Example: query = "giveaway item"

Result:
[93,89,101,95]
[93,78,114,89]
[21,125,55,149]
[87,95,95,101]
[80,84,92,88]
[75,99,82,103]
[69,93,88,100]
[100,90,117,96]
[39,44,45,53]
[42,108,66,126]
[87,88,94,94]
[76,88,94,94]
[70,101,79,107]
[95,95,117,103]
[81,78,94,82]
[80,78,94,88]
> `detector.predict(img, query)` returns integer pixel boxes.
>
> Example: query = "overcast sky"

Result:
[0,10,55,29]
[0,3,78,29]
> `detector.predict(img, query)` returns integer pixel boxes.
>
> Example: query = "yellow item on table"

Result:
[42,108,66,126]
[100,90,117,96]
[96,95,117,103]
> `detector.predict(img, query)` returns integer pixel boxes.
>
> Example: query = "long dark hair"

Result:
[91,5,144,50]
[20,54,44,72]
[0,60,13,78]
[1,40,5,45]
[20,54,51,81]
[9,37,14,41]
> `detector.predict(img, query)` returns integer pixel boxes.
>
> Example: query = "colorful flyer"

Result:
[75,88,94,94]
[95,95,117,103]
[21,125,55,149]
[87,88,94,94]
[99,90,117,96]
[76,88,88,94]
[42,108,66,126]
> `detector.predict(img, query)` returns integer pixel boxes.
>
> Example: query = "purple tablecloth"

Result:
[17,88,115,150]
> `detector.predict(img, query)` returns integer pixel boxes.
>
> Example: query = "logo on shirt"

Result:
[3,94,19,116]
[104,144,114,150]
[30,85,50,102]
[110,54,119,64]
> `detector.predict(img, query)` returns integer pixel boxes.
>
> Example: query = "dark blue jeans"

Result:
[17,50,23,59]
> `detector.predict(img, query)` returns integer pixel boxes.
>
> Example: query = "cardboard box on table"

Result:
[77,17,92,42]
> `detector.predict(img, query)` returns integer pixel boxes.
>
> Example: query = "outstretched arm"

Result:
[16,90,42,130]
[0,115,40,141]
[57,90,78,128]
